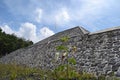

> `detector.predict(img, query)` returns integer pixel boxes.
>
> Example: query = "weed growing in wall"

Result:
[53,36,80,79]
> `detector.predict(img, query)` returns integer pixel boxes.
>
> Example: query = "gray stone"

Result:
[0,26,120,76]
[115,67,120,77]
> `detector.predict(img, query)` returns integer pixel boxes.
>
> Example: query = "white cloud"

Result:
[35,0,109,30]
[79,0,108,17]
[0,25,15,34]
[55,8,70,25]
[68,0,109,31]
[40,27,54,38]
[0,22,54,43]
[35,8,43,22]
[17,22,38,42]
[3,0,118,32]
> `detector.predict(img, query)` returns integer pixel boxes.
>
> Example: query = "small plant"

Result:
[10,71,17,80]
[53,36,79,79]
[60,36,70,42]
[0,63,47,80]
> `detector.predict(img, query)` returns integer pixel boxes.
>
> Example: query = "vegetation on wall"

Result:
[0,62,119,80]
[0,32,120,80]
[0,28,33,57]
[0,34,120,80]
[54,36,78,79]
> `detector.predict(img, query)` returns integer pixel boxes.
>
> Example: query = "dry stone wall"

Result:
[0,26,120,76]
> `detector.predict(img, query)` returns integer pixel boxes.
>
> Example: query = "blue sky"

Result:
[0,0,120,43]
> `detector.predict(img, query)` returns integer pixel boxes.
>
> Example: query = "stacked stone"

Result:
[0,26,120,76]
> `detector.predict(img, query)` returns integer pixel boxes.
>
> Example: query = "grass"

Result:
[0,63,51,80]
[0,63,120,80]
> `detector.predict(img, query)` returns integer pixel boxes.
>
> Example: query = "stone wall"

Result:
[0,26,120,76]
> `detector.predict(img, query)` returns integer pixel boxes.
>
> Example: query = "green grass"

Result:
[0,63,120,80]
[0,63,52,80]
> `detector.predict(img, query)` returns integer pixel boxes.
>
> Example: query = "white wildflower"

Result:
[63,52,67,57]
[62,52,67,60]
[55,52,60,61]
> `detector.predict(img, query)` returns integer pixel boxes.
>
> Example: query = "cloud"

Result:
[17,22,38,42]
[0,22,54,43]
[34,8,43,22]
[36,0,111,30]
[63,0,111,31]
[18,23,55,43]
[55,8,70,25]
[0,25,15,34]
[78,0,108,18]
[40,27,54,38]
[3,0,120,32]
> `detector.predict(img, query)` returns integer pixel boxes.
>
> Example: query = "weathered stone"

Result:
[112,62,120,72]
[0,26,120,76]
[103,64,112,73]
[115,67,120,77]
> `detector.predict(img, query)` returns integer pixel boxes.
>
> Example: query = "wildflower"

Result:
[62,52,67,60]
[63,52,67,56]
[55,52,60,61]
[72,46,77,53]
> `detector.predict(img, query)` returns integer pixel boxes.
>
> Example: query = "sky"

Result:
[0,0,120,43]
